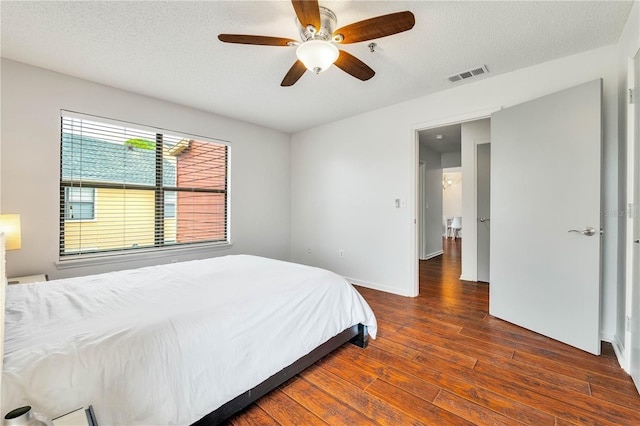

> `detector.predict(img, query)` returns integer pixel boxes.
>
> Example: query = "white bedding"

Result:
[1,255,377,425]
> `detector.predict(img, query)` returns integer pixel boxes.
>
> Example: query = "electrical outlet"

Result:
[307,248,312,254]
[339,249,344,258]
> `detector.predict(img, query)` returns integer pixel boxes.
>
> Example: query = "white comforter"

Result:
[2,255,376,425]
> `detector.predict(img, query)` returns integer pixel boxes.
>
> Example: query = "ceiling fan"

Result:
[218,0,415,87]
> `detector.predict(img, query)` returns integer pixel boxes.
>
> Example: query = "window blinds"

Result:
[60,115,228,257]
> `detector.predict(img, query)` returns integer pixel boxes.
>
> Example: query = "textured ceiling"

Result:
[1,1,634,134]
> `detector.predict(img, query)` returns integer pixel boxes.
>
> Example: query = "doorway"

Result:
[416,117,491,287]
[413,81,605,356]
[442,167,462,238]
[417,124,461,262]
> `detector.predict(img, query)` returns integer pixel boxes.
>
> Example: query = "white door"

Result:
[477,143,491,282]
[490,79,602,355]
[630,52,640,390]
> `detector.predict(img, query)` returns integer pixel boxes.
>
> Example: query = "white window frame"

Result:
[64,187,97,222]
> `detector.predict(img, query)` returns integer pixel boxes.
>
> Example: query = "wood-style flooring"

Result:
[228,239,640,425]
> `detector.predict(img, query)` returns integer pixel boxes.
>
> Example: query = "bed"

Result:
[1,254,377,425]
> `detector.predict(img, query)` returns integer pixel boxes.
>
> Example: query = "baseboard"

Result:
[459,274,476,282]
[600,332,614,343]
[346,276,415,297]
[611,333,629,372]
[420,250,443,261]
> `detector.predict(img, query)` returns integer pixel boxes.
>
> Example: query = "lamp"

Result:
[296,40,339,74]
[442,174,462,190]
[442,175,453,190]
[0,214,21,250]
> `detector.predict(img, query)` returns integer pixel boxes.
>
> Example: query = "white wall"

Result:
[419,146,443,258]
[460,119,491,281]
[442,171,462,221]
[441,152,462,168]
[0,59,292,279]
[291,44,620,342]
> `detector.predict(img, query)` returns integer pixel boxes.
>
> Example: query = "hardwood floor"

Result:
[227,239,640,425]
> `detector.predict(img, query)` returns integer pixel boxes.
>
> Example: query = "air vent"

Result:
[448,65,489,83]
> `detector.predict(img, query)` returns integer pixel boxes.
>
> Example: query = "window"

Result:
[164,191,177,219]
[60,114,229,257]
[65,187,95,221]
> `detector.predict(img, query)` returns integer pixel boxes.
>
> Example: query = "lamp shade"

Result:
[0,214,21,250]
[296,40,339,74]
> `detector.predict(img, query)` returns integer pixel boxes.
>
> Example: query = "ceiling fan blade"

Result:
[218,34,297,46]
[334,50,375,81]
[281,60,307,86]
[291,0,321,30]
[333,11,415,44]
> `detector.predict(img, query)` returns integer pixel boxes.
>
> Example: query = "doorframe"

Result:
[623,48,640,375]
[411,107,500,296]
[418,160,427,259]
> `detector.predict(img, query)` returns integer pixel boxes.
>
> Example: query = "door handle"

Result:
[568,227,597,237]
[635,239,640,244]
[478,217,490,222]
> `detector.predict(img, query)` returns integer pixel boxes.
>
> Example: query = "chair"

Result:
[450,216,462,239]
[443,216,452,238]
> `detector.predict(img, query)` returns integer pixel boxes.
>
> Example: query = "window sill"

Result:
[55,242,233,270]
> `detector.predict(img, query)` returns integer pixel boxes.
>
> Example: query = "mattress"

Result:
[1,255,377,425]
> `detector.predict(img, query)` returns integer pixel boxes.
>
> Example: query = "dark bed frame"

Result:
[191,324,369,425]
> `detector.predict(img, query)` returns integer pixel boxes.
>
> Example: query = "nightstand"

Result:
[52,406,97,426]
[7,274,48,285]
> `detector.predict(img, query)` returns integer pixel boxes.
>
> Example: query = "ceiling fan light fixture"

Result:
[219,3,415,86]
[296,40,339,74]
